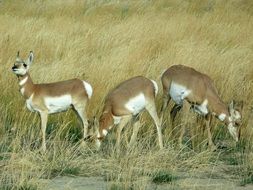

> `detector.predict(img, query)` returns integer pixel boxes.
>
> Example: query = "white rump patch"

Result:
[218,113,226,121]
[151,80,158,96]
[169,82,192,105]
[44,95,72,114]
[83,81,93,99]
[19,76,28,86]
[125,93,146,115]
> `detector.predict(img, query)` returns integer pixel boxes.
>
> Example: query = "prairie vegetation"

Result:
[0,0,253,189]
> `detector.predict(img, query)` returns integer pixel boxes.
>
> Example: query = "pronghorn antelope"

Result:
[160,65,243,148]
[95,76,163,150]
[12,51,93,151]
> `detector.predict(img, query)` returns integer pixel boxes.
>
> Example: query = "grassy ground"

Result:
[0,0,253,189]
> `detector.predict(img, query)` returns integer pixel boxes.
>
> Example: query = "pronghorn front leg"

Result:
[205,114,216,151]
[39,111,48,152]
[115,117,130,152]
[74,105,89,140]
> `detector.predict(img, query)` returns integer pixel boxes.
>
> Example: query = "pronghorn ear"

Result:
[27,51,34,65]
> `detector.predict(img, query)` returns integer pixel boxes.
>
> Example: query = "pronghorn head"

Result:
[227,100,243,142]
[87,116,101,149]
[12,51,34,76]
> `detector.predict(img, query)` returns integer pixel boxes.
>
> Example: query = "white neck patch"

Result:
[218,113,226,121]
[19,76,28,86]
[113,115,121,125]
[102,129,108,136]
[20,87,25,95]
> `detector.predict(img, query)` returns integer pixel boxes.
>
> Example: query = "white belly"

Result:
[169,82,192,105]
[125,93,146,115]
[44,95,72,114]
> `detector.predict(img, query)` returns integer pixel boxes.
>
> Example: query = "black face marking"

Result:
[23,63,27,68]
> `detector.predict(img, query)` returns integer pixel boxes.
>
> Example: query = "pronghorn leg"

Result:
[179,101,191,148]
[146,101,163,149]
[205,114,216,150]
[116,116,130,151]
[39,111,48,152]
[74,105,89,140]
[160,94,171,122]
[128,115,141,148]
[170,104,182,123]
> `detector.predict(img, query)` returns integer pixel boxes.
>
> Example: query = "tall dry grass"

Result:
[0,0,253,189]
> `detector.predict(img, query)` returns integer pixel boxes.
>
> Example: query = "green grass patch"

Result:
[50,166,81,178]
[241,172,253,186]
[108,183,134,190]
[151,170,178,184]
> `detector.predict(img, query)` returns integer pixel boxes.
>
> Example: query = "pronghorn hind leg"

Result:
[73,105,89,141]
[39,111,48,152]
[146,101,163,149]
[128,115,141,149]
[178,101,191,148]
[170,104,182,124]
[160,94,171,123]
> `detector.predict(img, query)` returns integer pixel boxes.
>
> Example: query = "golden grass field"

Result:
[0,0,253,189]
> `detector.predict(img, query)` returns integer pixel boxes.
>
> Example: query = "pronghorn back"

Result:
[33,79,92,100]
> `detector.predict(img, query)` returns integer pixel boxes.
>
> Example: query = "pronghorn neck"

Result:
[17,73,35,99]
[208,97,230,122]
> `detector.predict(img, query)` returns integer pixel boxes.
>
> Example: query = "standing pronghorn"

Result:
[95,76,163,150]
[160,65,243,148]
[12,51,93,151]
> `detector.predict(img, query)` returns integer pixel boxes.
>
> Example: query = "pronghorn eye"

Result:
[23,63,27,67]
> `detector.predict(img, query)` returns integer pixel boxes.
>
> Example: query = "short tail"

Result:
[150,79,159,97]
[83,81,93,99]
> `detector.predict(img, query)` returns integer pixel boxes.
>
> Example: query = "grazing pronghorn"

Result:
[12,51,93,151]
[95,76,163,150]
[160,65,243,149]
